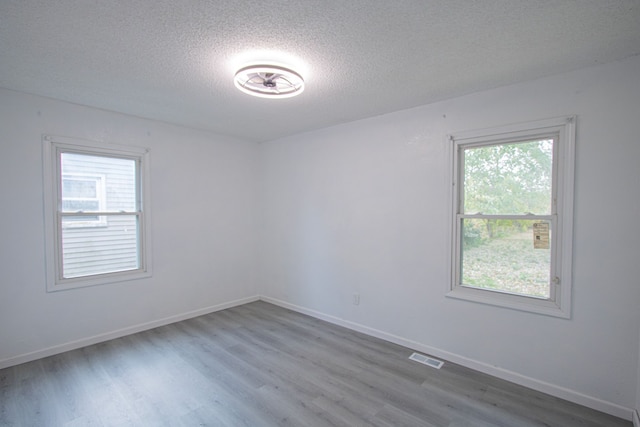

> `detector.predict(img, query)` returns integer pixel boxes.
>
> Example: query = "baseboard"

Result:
[633,409,639,427]
[260,296,634,421]
[0,295,259,370]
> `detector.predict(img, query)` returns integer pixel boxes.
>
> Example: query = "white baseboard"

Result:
[260,296,634,422]
[0,295,259,370]
[633,409,639,427]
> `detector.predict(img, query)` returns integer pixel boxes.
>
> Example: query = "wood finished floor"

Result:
[0,301,632,427]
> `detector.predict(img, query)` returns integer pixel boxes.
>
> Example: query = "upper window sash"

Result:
[458,137,556,216]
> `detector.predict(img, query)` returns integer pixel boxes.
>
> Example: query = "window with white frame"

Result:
[448,117,575,318]
[43,135,152,291]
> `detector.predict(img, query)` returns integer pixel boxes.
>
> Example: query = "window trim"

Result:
[447,116,575,318]
[43,135,152,292]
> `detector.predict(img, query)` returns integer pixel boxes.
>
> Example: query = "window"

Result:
[448,117,575,317]
[43,135,152,291]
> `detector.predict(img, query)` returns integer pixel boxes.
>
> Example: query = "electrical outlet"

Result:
[353,293,360,305]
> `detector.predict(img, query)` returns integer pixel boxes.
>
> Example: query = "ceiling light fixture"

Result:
[234,65,304,99]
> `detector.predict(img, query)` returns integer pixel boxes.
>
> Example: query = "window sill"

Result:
[47,269,152,292]
[446,285,570,318]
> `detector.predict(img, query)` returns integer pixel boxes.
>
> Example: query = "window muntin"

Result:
[43,135,151,291]
[448,117,575,318]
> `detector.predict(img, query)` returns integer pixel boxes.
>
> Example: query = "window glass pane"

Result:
[461,218,551,298]
[63,179,97,198]
[61,215,139,278]
[62,200,100,213]
[463,139,553,215]
[61,153,137,212]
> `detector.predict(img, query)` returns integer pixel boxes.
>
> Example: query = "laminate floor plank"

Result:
[156,337,279,427]
[0,301,632,427]
[226,340,384,422]
[311,394,378,427]
[225,329,378,425]
[372,403,441,427]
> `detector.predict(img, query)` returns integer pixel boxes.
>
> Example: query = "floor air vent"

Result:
[409,352,444,369]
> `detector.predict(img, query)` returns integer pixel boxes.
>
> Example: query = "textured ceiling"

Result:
[1,1,639,142]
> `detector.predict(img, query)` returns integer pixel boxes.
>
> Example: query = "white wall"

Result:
[0,89,259,365]
[258,55,640,417]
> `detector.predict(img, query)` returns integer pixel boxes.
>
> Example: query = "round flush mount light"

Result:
[234,65,304,99]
